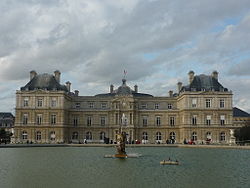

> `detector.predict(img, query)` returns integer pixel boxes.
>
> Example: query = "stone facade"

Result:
[14,70,235,144]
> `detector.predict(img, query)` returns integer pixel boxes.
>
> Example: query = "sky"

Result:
[0,0,250,113]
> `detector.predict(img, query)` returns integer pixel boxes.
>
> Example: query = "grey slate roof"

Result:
[21,73,68,91]
[181,74,228,92]
[0,113,14,119]
[95,79,153,97]
[233,107,250,117]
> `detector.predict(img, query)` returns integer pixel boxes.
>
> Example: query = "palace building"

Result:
[14,70,235,144]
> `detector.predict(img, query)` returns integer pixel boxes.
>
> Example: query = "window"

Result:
[75,103,80,108]
[141,103,147,109]
[37,98,43,107]
[219,99,225,108]
[115,113,118,125]
[101,103,107,109]
[51,98,57,107]
[205,99,211,108]
[73,116,79,127]
[22,131,28,140]
[36,114,42,125]
[100,116,106,126]
[72,132,78,140]
[142,132,148,140]
[23,98,29,107]
[100,132,105,140]
[36,131,41,141]
[169,116,175,126]
[206,115,211,126]
[191,98,197,108]
[51,114,56,125]
[87,116,92,126]
[170,132,176,140]
[86,132,92,140]
[155,103,159,109]
[156,132,161,141]
[192,115,197,125]
[23,114,28,125]
[130,113,133,124]
[89,102,94,108]
[50,131,56,141]
[206,132,211,140]
[192,132,197,141]
[142,116,148,126]
[220,132,226,141]
[168,103,172,109]
[156,116,161,126]
[220,115,225,125]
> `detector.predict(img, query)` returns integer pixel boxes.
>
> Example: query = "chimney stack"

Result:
[66,81,71,92]
[134,85,138,93]
[74,90,79,96]
[188,70,195,84]
[169,90,173,97]
[110,84,114,93]
[177,82,183,93]
[30,70,37,80]
[211,71,218,80]
[54,70,61,83]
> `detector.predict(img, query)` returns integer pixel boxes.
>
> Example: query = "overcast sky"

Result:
[0,0,250,113]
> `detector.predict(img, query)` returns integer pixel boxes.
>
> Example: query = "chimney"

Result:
[65,81,71,92]
[169,90,173,97]
[30,70,37,80]
[134,85,138,93]
[74,90,79,96]
[211,71,218,80]
[188,70,195,84]
[110,84,114,93]
[54,70,61,83]
[177,82,183,93]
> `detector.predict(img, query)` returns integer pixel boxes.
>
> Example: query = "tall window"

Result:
[22,131,28,140]
[73,116,79,127]
[156,116,161,126]
[37,98,43,107]
[169,116,175,126]
[168,103,172,109]
[206,132,211,140]
[192,132,197,141]
[220,132,226,141]
[89,102,94,109]
[219,99,225,108]
[86,132,92,140]
[220,115,225,125]
[191,98,197,108]
[206,115,211,126]
[72,132,78,139]
[23,97,29,107]
[142,116,148,126]
[23,114,28,125]
[50,131,56,141]
[100,132,105,140]
[36,114,42,125]
[130,113,133,124]
[155,103,159,109]
[205,99,211,108]
[142,132,148,140]
[192,115,197,125]
[115,113,118,125]
[156,132,162,141]
[51,114,56,125]
[87,116,92,126]
[170,132,176,140]
[36,131,41,141]
[100,116,106,126]
[51,98,57,107]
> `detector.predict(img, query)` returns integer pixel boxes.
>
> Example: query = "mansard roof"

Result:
[95,79,153,97]
[0,112,14,119]
[21,73,68,91]
[233,107,250,117]
[181,74,228,92]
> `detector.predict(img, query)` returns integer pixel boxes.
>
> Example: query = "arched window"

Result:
[22,131,28,140]
[156,132,161,141]
[36,131,41,140]
[86,132,92,140]
[100,132,105,140]
[142,132,148,140]
[72,132,78,140]
[170,132,176,140]
[220,132,226,141]
[50,131,56,141]
[192,132,197,141]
